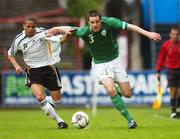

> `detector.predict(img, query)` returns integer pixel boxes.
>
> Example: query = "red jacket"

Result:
[156,40,180,71]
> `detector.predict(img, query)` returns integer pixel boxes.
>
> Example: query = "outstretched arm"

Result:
[47,26,76,36]
[127,23,161,41]
[60,33,70,45]
[8,55,23,74]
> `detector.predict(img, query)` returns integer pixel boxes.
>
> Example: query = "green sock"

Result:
[115,85,123,97]
[111,94,133,121]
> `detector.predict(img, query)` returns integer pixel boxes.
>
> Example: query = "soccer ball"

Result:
[71,111,89,129]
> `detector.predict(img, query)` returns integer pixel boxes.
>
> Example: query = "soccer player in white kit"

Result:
[8,17,74,129]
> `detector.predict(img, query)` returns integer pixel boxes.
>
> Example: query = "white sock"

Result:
[40,99,64,123]
[54,99,61,105]
[46,96,55,106]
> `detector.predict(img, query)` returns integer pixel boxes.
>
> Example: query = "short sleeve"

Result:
[102,16,127,30]
[8,37,20,56]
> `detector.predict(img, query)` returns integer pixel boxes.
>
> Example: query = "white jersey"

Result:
[8,27,63,68]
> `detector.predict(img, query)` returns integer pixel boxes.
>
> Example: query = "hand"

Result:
[148,32,161,41]
[68,27,77,34]
[15,66,23,74]
[65,27,77,35]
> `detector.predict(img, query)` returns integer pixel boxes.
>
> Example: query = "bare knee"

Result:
[106,87,116,96]
[35,94,45,102]
[31,84,46,102]
[123,90,132,98]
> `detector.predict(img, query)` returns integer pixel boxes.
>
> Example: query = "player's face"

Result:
[88,16,102,32]
[169,29,179,42]
[23,20,36,37]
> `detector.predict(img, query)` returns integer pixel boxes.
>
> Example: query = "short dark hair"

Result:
[24,16,37,24]
[87,10,101,21]
[171,25,179,32]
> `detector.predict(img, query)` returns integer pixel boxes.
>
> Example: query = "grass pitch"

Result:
[0,107,180,139]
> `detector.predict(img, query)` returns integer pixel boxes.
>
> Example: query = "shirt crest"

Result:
[101,30,106,36]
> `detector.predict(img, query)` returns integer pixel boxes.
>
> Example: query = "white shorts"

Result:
[91,56,129,83]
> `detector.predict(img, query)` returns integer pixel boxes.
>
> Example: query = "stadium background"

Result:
[0,0,180,108]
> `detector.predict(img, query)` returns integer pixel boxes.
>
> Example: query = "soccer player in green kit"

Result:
[48,10,161,129]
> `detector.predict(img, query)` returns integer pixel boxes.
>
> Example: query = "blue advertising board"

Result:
[1,70,169,107]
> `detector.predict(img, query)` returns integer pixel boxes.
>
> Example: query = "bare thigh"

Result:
[101,77,116,96]
[31,83,46,102]
[169,87,178,98]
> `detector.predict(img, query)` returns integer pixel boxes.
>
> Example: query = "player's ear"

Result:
[23,24,26,30]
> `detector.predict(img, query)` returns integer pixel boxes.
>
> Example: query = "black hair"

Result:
[24,16,37,24]
[87,10,101,21]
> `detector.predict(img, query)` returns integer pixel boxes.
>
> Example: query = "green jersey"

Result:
[75,16,127,64]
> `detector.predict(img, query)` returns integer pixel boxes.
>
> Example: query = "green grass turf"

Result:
[0,106,180,139]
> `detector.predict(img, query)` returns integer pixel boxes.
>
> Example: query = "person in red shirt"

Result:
[156,26,180,118]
